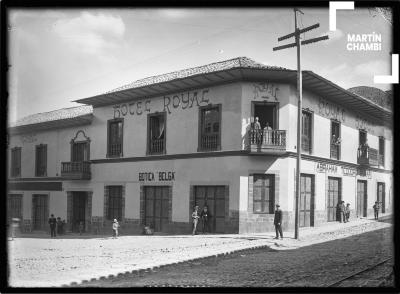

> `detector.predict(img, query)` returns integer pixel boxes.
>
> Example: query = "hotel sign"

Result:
[315,163,338,174]
[139,171,175,182]
[342,167,357,177]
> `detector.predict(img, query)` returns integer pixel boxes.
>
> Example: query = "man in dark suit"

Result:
[274,204,283,239]
[48,214,57,237]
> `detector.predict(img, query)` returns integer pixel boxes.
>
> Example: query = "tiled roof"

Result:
[347,86,392,110]
[10,105,93,128]
[106,57,289,94]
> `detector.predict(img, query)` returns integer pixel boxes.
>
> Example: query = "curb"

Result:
[65,243,272,287]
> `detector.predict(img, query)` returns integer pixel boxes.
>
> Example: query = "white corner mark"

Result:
[329,2,354,31]
[374,54,399,84]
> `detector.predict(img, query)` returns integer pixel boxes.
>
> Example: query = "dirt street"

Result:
[78,226,394,287]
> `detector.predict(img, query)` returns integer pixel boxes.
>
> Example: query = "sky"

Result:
[7,8,392,123]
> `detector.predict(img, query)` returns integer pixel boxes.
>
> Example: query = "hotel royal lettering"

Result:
[113,89,210,118]
[317,97,346,122]
[139,171,176,182]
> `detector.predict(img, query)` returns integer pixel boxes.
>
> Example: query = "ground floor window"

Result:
[253,174,275,214]
[105,186,123,221]
[299,174,315,227]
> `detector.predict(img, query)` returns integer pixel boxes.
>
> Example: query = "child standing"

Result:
[112,219,119,238]
[192,206,200,235]
[373,201,380,220]
[345,203,351,222]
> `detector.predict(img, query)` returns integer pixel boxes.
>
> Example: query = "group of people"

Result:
[252,117,273,144]
[48,214,66,237]
[191,203,284,240]
[191,205,211,235]
[336,201,351,223]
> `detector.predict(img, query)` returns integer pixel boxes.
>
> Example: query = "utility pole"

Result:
[273,8,328,239]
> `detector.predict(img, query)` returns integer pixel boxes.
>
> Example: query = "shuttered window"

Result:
[253,174,275,213]
[106,186,123,221]
[11,147,21,177]
[107,119,123,157]
[35,144,47,177]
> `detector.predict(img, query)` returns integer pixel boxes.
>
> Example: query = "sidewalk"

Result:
[7,216,392,287]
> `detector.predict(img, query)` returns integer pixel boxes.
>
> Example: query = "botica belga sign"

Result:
[315,163,371,178]
[139,171,175,182]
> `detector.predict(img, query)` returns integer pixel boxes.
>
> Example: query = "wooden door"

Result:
[299,174,314,227]
[144,186,169,232]
[327,177,341,222]
[194,186,226,233]
[32,194,48,230]
[377,182,385,213]
[7,194,23,224]
[72,192,87,232]
[72,142,88,161]
[357,180,367,217]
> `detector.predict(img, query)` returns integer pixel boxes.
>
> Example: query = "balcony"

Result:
[61,161,91,180]
[378,154,384,167]
[199,134,219,151]
[248,129,287,154]
[330,144,340,160]
[357,146,378,167]
[148,138,165,155]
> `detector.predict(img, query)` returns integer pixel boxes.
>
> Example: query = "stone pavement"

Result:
[7,216,392,287]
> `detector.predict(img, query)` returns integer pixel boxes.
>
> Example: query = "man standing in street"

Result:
[48,214,57,238]
[340,201,346,223]
[274,204,283,239]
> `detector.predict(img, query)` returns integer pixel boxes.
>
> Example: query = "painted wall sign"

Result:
[139,171,175,182]
[357,168,372,179]
[317,98,346,122]
[20,133,37,144]
[113,89,210,118]
[315,162,338,173]
[355,115,373,133]
[342,167,357,177]
[253,83,279,101]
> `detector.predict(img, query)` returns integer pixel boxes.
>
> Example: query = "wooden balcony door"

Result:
[72,142,88,162]
[252,102,278,130]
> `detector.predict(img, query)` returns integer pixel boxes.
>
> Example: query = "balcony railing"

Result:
[357,146,378,166]
[149,138,165,154]
[248,129,286,153]
[330,144,340,160]
[200,134,219,151]
[61,161,91,180]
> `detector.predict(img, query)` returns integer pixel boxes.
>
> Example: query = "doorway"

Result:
[72,192,87,232]
[377,182,385,213]
[144,186,170,232]
[357,180,368,217]
[252,102,278,130]
[7,194,23,225]
[327,177,341,222]
[72,142,89,161]
[32,194,48,230]
[194,186,226,233]
[299,174,314,227]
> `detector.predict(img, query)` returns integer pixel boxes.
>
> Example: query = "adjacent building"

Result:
[7,57,393,235]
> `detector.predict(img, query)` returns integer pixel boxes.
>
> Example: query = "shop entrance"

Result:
[327,177,341,222]
[144,186,170,232]
[357,180,368,217]
[7,194,23,225]
[194,186,226,233]
[72,192,87,232]
[377,182,385,213]
[299,174,314,227]
[32,194,48,230]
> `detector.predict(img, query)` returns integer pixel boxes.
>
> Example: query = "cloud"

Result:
[319,29,344,43]
[354,59,390,76]
[52,12,125,56]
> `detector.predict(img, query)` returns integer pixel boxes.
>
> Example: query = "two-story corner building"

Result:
[7,57,393,235]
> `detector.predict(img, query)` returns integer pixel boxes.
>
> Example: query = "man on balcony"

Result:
[253,117,262,144]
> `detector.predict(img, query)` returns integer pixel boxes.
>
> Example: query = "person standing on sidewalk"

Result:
[112,219,119,238]
[345,203,351,222]
[340,201,346,223]
[373,201,380,220]
[274,204,283,239]
[192,206,200,235]
[200,206,210,234]
[48,214,57,237]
